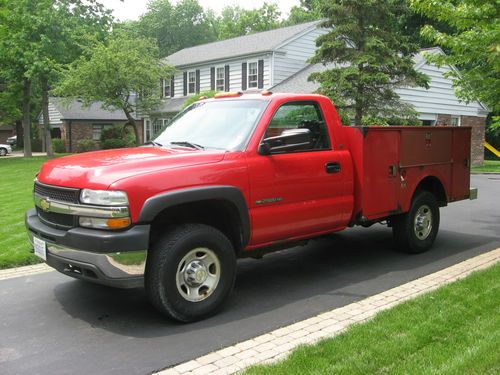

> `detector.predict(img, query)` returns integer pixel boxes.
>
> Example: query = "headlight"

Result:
[80,189,128,206]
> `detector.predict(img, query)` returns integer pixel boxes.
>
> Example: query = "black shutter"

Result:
[183,72,187,96]
[160,79,164,98]
[258,59,264,89]
[224,65,230,91]
[210,67,215,91]
[196,69,200,94]
[170,76,175,97]
[241,62,247,91]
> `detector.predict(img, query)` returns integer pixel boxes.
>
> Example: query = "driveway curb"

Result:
[156,247,500,375]
[0,263,52,281]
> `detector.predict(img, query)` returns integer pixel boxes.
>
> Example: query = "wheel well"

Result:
[414,176,447,207]
[149,199,244,252]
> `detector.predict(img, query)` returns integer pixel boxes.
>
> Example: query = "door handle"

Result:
[325,162,341,174]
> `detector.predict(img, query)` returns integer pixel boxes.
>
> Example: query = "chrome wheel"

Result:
[414,204,433,240]
[176,247,221,302]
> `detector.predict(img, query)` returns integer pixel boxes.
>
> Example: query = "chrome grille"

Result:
[34,182,80,203]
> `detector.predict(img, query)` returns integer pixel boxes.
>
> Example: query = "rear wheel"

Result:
[392,191,440,254]
[145,224,236,322]
[0,148,7,156]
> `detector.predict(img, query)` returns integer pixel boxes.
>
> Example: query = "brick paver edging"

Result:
[156,247,500,375]
[0,263,52,281]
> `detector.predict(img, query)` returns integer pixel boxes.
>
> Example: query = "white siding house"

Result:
[147,22,488,164]
[144,21,325,141]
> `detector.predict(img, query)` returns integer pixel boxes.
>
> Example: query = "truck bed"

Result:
[344,126,472,223]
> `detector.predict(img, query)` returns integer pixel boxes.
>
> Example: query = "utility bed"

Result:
[344,126,472,223]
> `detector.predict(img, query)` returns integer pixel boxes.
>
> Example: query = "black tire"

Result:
[392,191,440,254]
[0,148,6,156]
[145,224,236,322]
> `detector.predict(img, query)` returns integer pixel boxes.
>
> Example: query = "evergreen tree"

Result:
[310,0,429,125]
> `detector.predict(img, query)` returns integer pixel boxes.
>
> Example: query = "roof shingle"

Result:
[164,20,322,67]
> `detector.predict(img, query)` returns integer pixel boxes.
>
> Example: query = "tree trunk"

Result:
[354,106,363,126]
[124,107,140,146]
[41,76,54,157]
[15,120,23,148]
[22,78,32,157]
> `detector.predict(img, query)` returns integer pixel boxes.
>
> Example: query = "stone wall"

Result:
[436,114,452,126]
[461,115,486,166]
[61,120,144,153]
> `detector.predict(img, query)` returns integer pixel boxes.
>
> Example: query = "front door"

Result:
[247,101,350,245]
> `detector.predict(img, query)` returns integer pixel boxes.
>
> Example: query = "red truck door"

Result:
[247,100,351,245]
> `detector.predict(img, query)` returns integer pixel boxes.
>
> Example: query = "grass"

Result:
[0,156,63,269]
[245,263,500,375]
[471,160,500,173]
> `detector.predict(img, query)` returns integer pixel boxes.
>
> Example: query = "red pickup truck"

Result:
[26,92,476,322]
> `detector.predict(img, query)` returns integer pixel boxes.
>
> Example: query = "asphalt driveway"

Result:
[0,175,498,375]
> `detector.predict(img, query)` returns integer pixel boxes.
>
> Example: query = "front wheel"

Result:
[392,191,440,254]
[0,148,7,156]
[145,224,236,322]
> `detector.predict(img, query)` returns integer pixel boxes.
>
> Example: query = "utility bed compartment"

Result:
[344,126,472,223]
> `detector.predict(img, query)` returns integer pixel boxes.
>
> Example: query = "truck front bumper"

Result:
[25,209,149,288]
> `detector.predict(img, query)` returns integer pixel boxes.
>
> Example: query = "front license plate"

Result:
[33,237,47,261]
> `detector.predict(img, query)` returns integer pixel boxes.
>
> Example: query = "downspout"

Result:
[68,121,72,152]
[270,52,275,88]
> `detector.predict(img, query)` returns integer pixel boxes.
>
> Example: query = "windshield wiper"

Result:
[170,141,205,150]
[144,140,163,147]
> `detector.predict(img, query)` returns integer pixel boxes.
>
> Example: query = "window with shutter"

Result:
[248,61,258,89]
[216,67,225,91]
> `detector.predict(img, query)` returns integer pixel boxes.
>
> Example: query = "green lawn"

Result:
[0,156,58,269]
[245,263,500,375]
[471,160,500,173]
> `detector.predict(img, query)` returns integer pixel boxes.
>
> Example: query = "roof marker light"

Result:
[214,91,243,99]
[261,90,273,96]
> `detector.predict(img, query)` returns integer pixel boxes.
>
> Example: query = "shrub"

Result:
[77,139,98,153]
[101,125,124,141]
[101,124,136,148]
[52,139,66,153]
[101,138,129,149]
[182,90,217,109]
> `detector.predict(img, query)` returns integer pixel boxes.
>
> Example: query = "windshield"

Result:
[154,99,268,151]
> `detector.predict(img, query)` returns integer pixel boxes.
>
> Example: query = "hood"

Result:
[37,147,226,189]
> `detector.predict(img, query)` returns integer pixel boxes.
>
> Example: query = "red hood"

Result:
[37,147,226,189]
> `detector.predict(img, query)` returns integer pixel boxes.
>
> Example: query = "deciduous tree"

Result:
[55,32,173,145]
[411,0,499,114]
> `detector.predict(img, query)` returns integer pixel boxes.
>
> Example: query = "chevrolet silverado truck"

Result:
[26,92,477,322]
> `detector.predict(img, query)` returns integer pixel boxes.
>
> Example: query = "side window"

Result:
[264,102,330,151]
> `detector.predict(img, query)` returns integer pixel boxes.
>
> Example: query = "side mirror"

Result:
[258,128,312,155]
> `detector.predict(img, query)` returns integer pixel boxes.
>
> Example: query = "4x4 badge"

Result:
[40,198,51,212]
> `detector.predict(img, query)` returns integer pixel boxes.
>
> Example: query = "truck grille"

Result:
[36,208,76,229]
[34,182,80,203]
[34,182,80,229]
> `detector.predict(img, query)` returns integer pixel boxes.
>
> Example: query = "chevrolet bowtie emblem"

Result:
[40,198,51,212]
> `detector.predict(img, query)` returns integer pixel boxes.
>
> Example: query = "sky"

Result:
[98,0,302,22]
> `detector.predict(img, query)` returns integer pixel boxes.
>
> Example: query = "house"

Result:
[155,22,488,165]
[39,21,488,164]
[146,20,327,136]
[38,97,143,152]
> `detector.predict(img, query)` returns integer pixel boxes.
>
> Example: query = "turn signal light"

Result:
[107,218,132,229]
